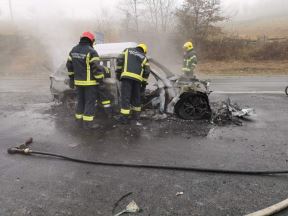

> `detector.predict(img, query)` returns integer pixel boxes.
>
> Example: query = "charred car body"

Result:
[50,42,212,120]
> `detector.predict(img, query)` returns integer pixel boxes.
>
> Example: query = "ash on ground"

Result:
[49,97,254,140]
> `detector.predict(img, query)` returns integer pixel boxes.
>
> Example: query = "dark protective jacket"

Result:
[116,47,150,85]
[182,49,197,74]
[66,40,104,86]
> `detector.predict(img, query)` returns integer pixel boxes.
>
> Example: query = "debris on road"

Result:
[176,191,184,196]
[112,192,134,215]
[68,143,79,148]
[211,98,255,126]
[114,200,140,216]
[152,113,168,120]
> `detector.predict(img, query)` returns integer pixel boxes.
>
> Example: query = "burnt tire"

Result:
[175,93,211,120]
[285,86,288,96]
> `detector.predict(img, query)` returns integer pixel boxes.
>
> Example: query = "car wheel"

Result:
[285,86,288,96]
[175,94,211,120]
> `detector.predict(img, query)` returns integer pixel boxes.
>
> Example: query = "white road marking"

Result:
[213,91,284,94]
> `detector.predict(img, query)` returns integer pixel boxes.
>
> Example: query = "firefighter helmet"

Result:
[81,32,95,42]
[137,43,148,54]
[183,41,193,51]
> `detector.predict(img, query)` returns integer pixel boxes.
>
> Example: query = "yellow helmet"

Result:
[137,43,148,54]
[183,41,193,51]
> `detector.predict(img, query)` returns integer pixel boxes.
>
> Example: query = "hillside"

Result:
[223,15,288,39]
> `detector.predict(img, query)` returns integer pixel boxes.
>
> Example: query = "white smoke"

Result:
[222,0,288,21]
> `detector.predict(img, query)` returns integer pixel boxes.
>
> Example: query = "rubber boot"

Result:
[83,121,100,129]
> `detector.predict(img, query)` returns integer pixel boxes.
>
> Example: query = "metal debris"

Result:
[114,200,140,216]
[152,113,168,120]
[176,192,184,196]
[211,98,255,126]
[112,192,133,215]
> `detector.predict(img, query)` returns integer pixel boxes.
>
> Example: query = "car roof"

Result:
[94,42,138,57]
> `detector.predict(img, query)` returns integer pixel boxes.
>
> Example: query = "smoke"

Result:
[222,0,288,21]
[1,0,287,77]
[0,0,121,77]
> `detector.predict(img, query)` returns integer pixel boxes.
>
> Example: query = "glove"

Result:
[140,84,146,97]
[69,79,75,89]
[141,86,146,94]
[141,82,147,92]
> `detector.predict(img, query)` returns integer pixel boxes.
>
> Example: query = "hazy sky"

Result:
[0,0,287,21]
[0,0,119,20]
[222,0,288,20]
[1,0,286,68]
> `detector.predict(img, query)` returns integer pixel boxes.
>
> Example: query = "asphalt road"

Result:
[0,77,288,216]
[1,75,288,93]
[205,75,288,94]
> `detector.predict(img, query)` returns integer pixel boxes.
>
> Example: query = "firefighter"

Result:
[182,41,197,78]
[96,65,113,118]
[66,31,104,129]
[116,43,150,125]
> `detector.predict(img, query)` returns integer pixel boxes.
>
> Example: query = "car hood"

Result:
[94,42,138,57]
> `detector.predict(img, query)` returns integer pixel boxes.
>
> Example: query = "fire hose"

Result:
[7,138,288,215]
[7,138,288,176]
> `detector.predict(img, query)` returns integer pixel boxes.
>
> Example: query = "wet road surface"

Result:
[203,75,288,94]
[1,78,288,216]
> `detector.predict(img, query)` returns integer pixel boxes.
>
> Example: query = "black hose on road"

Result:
[7,147,288,176]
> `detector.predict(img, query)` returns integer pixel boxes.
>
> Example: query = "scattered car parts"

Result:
[211,98,255,126]
[114,200,140,216]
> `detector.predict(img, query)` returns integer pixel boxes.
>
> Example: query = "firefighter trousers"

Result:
[120,78,141,116]
[184,69,195,78]
[97,85,112,108]
[75,86,97,122]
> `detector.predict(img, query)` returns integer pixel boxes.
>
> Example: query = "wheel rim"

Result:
[178,95,210,120]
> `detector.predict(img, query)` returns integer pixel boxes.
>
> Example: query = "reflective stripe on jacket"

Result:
[66,41,103,86]
[182,49,197,73]
[116,47,150,83]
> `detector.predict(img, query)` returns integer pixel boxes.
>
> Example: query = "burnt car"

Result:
[50,42,212,120]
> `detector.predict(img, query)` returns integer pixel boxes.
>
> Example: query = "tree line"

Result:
[116,0,288,61]
[119,0,225,45]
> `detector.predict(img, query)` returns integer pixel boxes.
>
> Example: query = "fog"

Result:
[1,0,287,21]
[222,0,288,21]
[0,0,119,20]
[0,0,287,75]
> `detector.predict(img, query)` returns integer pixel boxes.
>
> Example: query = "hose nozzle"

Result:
[7,147,20,154]
[7,138,33,155]
[7,147,32,155]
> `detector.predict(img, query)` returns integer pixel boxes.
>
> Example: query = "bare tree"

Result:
[119,0,143,33]
[176,0,226,43]
[143,0,176,32]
